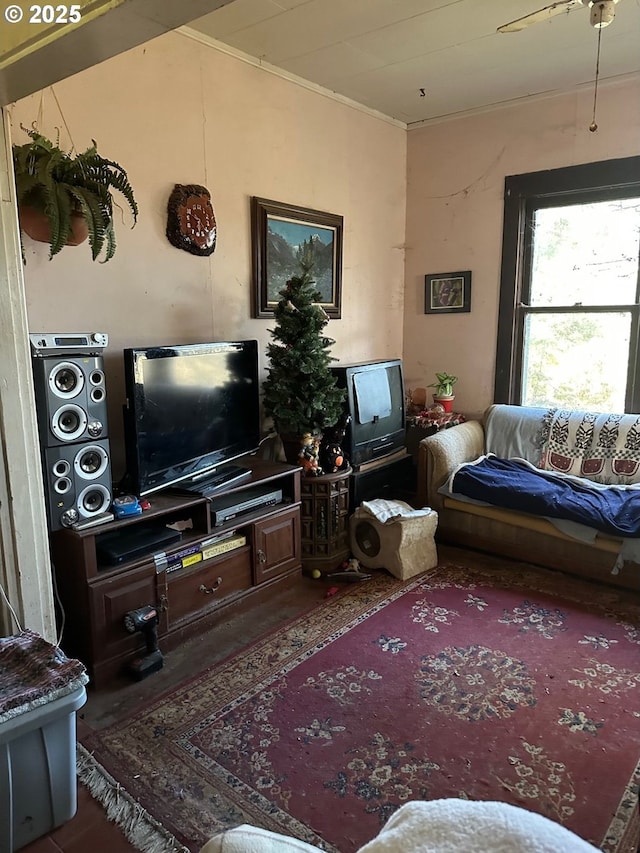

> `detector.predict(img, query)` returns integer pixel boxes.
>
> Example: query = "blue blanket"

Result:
[451,456,640,538]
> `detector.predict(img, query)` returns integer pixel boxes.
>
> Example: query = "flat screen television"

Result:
[330,359,406,469]
[123,340,261,496]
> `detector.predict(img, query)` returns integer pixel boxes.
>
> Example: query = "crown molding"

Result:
[406,70,640,130]
[177,26,407,131]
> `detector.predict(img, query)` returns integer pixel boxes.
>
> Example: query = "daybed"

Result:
[200,799,599,853]
[418,404,640,593]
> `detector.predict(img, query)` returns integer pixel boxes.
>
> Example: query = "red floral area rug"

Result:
[82,558,640,853]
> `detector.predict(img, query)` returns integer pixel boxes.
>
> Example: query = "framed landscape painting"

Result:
[424,271,472,315]
[251,197,343,318]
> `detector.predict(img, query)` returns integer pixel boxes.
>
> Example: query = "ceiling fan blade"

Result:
[497,0,586,32]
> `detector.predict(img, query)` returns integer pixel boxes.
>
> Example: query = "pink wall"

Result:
[10,30,407,476]
[11,32,639,446]
[403,76,640,418]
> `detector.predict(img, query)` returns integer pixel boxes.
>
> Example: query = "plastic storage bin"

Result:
[0,683,87,852]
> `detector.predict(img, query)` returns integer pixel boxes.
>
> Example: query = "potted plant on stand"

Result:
[12,128,138,262]
[262,252,346,468]
[429,372,458,413]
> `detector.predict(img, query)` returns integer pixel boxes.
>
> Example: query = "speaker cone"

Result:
[74,445,109,479]
[77,484,110,516]
[48,361,85,399]
[51,404,87,441]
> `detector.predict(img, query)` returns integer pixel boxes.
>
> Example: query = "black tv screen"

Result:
[123,340,261,496]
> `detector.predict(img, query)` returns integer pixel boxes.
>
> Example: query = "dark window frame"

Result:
[494,155,640,411]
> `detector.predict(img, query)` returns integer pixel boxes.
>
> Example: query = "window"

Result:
[495,157,640,412]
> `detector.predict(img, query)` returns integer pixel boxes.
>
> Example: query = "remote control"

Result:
[72,511,115,531]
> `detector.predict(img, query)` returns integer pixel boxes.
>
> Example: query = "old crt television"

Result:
[330,359,406,469]
[123,340,261,496]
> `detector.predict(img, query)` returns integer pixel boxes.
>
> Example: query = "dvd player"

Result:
[210,487,283,526]
[96,525,182,566]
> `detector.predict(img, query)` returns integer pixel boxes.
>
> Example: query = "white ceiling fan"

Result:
[498,0,621,33]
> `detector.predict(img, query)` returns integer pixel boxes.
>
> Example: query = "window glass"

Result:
[496,157,640,411]
[521,311,630,411]
[529,199,640,307]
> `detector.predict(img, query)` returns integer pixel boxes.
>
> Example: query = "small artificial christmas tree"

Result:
[262,251,346,457]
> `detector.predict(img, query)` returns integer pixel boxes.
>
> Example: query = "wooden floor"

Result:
[21,572,329,852]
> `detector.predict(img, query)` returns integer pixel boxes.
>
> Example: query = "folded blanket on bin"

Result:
[0,629,88,724]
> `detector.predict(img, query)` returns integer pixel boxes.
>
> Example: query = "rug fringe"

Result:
[76,743,191,853]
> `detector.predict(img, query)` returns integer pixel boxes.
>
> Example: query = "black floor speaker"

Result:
[31,350,112,530]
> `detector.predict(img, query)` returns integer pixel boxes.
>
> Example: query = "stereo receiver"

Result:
[29,332,108,356]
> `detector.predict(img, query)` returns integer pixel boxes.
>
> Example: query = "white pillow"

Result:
[200,824,322,853]
[201,800,601,853]
[358,799,601,853]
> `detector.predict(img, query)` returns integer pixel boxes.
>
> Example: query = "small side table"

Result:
[405,412,466,463]
[300,466,352,574]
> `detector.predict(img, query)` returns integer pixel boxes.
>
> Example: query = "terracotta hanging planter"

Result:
[12,129,137,262]
[19,205,89,248]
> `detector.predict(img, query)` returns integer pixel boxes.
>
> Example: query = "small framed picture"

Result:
[424,271,471,314]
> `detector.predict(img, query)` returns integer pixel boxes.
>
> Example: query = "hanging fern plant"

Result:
[12,127,138,262]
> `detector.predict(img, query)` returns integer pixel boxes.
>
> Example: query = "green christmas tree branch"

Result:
[262,254,346,437]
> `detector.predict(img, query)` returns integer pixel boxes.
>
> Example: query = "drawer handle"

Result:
[199,577,223,594]
[257,549,267,563]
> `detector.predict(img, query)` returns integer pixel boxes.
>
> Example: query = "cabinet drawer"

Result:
[89,564,164,665]
[167,546,252,625]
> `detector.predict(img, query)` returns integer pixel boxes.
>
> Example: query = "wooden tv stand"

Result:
[50,458,302,688]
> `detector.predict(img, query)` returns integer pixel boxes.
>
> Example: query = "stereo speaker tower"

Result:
[30,333,112,531]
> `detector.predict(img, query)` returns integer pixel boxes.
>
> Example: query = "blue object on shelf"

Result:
[113,495,143,518]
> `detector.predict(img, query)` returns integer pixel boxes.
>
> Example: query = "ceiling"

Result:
[187,0,640,126]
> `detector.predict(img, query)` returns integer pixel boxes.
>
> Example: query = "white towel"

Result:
[361,499,434,524]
